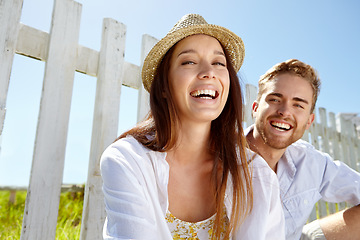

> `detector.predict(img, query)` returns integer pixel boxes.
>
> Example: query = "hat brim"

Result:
[141,24,245,92]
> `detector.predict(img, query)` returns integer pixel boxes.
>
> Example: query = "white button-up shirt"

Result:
[246,125,360,240]
[100,135,285,239]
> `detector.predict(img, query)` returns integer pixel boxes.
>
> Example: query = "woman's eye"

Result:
[269,99,279,102]
[181,61,195,65]
[214,62,226,67]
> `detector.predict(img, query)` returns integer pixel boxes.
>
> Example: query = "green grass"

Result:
[0,190,84,239]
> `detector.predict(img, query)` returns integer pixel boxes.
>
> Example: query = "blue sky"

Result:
[1,0,359,186]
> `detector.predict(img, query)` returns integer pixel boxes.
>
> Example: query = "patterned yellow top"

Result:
[165,209,229,240]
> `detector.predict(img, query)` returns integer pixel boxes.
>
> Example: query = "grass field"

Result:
[0,190,84,239]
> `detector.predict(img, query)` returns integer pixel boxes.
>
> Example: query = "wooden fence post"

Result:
[310,114,327,218]
[318,108,337,214]
[80,18,127,240]
[20,0,82,239]
[0,0,23,137]
[244,84,257,128]
[137,34,157,122]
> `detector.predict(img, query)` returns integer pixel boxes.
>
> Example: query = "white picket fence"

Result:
[0,0,359,239]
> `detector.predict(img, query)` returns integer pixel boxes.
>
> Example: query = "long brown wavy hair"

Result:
[117,39,253,239]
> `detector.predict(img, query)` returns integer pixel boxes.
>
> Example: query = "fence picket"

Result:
[329,112,341,159]
[0,0,23,137]
[20,0,82,239]
[245,84,257,127]
[80,18,127,240]
[310,116,328,218]
[318,108,337,214]
[137,34,157,122]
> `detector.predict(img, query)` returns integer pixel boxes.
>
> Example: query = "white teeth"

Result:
[190,89,216,98]
[271,122,291,130]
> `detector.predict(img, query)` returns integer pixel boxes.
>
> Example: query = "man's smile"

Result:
[270,121,292,131]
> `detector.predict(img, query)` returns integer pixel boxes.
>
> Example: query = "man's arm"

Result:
[320,204,360,240]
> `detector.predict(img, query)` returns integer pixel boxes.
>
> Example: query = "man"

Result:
[246,59,360,240]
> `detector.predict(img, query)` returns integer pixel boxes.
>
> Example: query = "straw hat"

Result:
[141,13,245,92]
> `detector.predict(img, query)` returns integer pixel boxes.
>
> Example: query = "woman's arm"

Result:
[100,139,171,240]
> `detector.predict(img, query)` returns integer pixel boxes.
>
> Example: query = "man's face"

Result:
[253,73,315,149]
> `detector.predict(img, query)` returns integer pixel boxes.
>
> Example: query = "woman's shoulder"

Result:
[246,149,278,185]
[107,135,147,153]
[246,149,271,171]
[100,135,167,169]
[100,135,151,165]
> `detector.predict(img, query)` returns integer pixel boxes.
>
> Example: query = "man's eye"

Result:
[295,104,304,109]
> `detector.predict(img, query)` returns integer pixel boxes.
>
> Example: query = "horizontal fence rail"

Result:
[0,184,85,204]
[0,0,359,239]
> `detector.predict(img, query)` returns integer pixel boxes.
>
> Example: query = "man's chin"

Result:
[264,138,294,150]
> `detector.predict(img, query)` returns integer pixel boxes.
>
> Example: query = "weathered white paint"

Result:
[122,61,141,89]
[244,84,257,127]
[339,114,357,170]
[329,112,341,160]
[338,114,356,211]
[137,34,157,122]
[0,0,23,136]
[80,18,127,240]
[16,24,49,61]
[307,114,327,219]
[76,45,99,77]
[15,23,140,85]
[20,0,82,239]
[320,109,337,214]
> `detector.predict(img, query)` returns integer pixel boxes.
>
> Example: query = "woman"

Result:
[101,14,285,239]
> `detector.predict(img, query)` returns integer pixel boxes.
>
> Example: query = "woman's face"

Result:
[168,34,230,124]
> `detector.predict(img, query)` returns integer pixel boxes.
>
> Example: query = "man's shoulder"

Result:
[287,139,324,157]
[290,139,316,150]
[284,139,330,166]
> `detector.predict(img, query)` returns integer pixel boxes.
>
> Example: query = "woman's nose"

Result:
[198,63,215,79]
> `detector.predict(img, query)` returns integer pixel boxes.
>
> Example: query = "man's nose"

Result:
[277,103,291,117]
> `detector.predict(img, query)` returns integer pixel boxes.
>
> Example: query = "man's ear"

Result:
[252,101,259,118]
[305,113,315,130]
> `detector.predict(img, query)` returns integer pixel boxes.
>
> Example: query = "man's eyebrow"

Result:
[293,97,309,105]
[267,93,310,105]
[268,93,283,98]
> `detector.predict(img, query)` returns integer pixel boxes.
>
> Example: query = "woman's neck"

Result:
[167,120,212,165]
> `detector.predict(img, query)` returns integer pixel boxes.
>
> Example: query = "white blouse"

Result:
[100,136,285,240]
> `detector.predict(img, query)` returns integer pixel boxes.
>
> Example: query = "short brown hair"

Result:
[258,59,321,112]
